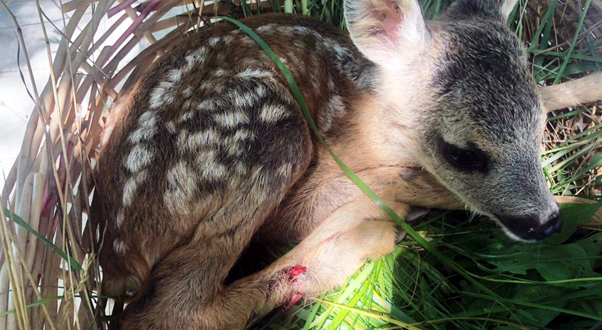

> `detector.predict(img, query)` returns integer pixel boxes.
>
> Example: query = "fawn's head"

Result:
[345,0,560,241]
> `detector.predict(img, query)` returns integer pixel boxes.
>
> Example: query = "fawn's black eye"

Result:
[438,138,489,173]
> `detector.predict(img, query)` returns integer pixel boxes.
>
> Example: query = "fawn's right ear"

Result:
[345,0,430,67]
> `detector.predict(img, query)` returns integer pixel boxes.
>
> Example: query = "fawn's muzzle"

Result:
[496,210,562,241]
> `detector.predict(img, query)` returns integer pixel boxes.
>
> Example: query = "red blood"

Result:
[288,266,307,277]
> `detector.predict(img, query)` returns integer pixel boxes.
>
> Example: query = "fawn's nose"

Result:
[527,212,562,240]
[497,211,562,241]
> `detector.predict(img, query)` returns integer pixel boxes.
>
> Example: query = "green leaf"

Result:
[576,232,602,260]
[544,202,602,245]
[485,244,593,284]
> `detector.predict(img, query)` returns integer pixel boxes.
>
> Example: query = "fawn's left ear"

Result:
[345,0,430,67]
[448,0,519,21]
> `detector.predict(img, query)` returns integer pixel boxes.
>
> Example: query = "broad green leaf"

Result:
[545,202,602,245]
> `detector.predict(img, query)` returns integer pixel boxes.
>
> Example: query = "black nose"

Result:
[497,211,562,241]
[526,212,562,240]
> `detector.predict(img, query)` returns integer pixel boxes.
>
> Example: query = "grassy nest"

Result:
[0,0,600,329]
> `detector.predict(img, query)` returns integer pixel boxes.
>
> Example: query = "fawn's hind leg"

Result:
[119,181,313,329]
[117,107,313,329]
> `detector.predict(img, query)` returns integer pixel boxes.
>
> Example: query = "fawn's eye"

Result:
[438,138,489,173]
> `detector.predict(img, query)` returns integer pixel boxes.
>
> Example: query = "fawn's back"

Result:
[93,14,375,296]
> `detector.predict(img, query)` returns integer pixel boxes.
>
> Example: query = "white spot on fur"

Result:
[322,39,348,60]
[293,40,305,49]
[222,140,243,157]
[167,69,182,82]
[197,98,219,112]
[125,145,154,173]
[294,26,309,34]
[260,104,290,123]
[234,68,274,80]
[128,112,158,143]
[277,163,293,178]
[217,129,254,157]
[280,26,310,35]
[116,211,125,228]
[139,111,156,125]
[213,69,227,77]
[256,24,278,33]
[322,95,345,131]
[122,170,148,207]
[235,163,249,176]
[191,129,218,147]
[122,178,138,206]
[197,151,228,180]
[113,239,127,253]
[221,136,241,157]
[328,95,345,116]
[241,37,255,46]
[177,130,189,150]
[213,112,249,128]
[179,111,195,123]
[179,129,219,152]
[234,128,254,142]
[149,69,182,109]
[166,121,177,134]
[231,91,256,109]
[185,47,207,71]
[208,37,220,46]
[255,85,267,98]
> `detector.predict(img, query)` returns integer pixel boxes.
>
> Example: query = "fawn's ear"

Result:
[345,0,429,67]
[448,0,519,21]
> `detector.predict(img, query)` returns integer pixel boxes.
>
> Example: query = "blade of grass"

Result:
[3,208,82,273]
[0,295,64,318]
[554,0,594,84]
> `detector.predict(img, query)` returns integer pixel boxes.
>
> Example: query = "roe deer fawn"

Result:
[91,0,601,328]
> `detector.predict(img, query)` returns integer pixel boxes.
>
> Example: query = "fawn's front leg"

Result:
[245,199,410,322]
